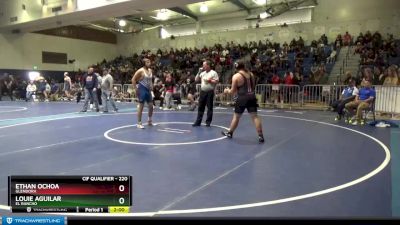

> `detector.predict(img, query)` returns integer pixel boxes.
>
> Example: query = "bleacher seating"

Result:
[388,56,400,66]
[326,63,335,74]
[277,70,286,78]
[303,57,314,77]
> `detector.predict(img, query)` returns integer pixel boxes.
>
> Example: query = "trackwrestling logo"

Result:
[1,216,65,225]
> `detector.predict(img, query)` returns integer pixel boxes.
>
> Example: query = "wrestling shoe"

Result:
[221,131,233,138]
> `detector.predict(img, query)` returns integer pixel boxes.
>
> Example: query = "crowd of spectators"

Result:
[79,42,252,86]
[0,73,65,102]
[247,34,334,87]
[347,64,400,88]
[1,31,398,104]
[71,33,336,91]
[351,31,399,86]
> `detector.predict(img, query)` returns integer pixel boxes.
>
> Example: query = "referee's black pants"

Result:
[194,90,215,125]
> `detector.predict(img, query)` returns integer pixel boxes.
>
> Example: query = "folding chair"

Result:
[362,98,376,123]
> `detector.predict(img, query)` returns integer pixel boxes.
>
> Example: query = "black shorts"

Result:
[38,86,46,93]
[234,95,258,114]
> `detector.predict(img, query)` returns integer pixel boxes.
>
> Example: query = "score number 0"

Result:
[119,185,126,205]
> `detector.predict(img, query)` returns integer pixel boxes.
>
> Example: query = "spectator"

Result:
[311,64,325,84]
[63,72,73,101]
[0,73,7,101]
[326,48,337,64]
[293,72,302,86]
[284,71,294,85]
[284,71,294,103]
[271,73,280,84]
[334,34,343,49]
[331,78,358,121]
[343,31,352,46]
[95,71,103,106]
[345,79,375,125]
[16,80,27,100]
[172,83,183,110]
[320,34,328,45]
[360,67,373,86]
[45,80,51,102]
[101,68,119,113]
[269,73,280,104]
[343,71,353,85]
[163,72,175,110]
[356,32,364,45]
[73,83,83,103]
[215,63,223,77]
[383,65,399,86]
[373,67,384,85]
[35,75,48,101]
[153,79,165,109]
[354,41,363,55]
[25,80,37,102]
[80,67,99,112]
[186,75,197,111]
[49,81,59,101]
[4,74,16,101]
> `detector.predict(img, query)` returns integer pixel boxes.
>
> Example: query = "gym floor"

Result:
[0,101,398,218]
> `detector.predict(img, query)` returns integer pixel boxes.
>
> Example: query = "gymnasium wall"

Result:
[0,32,118,71]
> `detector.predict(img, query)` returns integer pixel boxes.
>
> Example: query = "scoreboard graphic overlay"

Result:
[8,176,132,213]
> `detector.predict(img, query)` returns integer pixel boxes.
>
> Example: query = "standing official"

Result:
[101,69,118,113]
[192,60,219,127]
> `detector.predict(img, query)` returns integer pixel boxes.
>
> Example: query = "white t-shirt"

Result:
[45,83,51,92]
[197,70,219,92]
[26,84,36,92]
[341,86,359,97]
[101,74,114,91]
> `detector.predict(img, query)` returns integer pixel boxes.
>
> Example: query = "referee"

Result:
[192,60,219,127]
